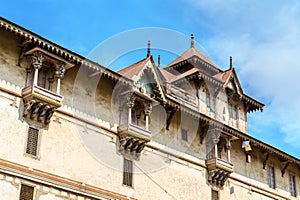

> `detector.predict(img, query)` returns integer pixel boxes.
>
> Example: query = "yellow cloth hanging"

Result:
[245,144,252,152]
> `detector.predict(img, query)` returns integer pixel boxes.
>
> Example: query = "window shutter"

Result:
[181,129,188,141]
[267,166,276,189]
[289,175,297,197]
[19,184,34,200]
[26,127,39,157]
[123,158,133,187]
[211,190,218,200]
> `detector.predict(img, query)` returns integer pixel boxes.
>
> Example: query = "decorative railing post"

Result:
[127,95,136,125]
[55,63,65,95]
[145,102,152,131]
[32,52,43,86]
[227,139,231,163]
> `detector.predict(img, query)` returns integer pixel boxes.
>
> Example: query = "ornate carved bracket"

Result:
[208,169,231,186]
[119,135,148,160]
[145,102,152,116]
[199,122,209,144]
[56,62,66,79]
[21,84,63,125]
[281,160,290,177]
[127,95,136,108]
[166,110,176,130]
[32,52,43,69]
[23,99,56,125]
[263,152,270,169]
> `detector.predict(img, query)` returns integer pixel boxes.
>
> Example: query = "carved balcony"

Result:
[118,123,151,156]
[117,90,154,159]
[206,157,234,186]
[22,85,63,125]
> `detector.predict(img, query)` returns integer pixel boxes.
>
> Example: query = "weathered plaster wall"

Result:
[0,29,26,87]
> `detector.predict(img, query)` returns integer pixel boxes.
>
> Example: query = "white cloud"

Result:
[186,1,300,152]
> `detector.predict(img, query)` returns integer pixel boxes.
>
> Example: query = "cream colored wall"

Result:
[0,29,26,87]
[0,93,207,199]
[0,174,96,200]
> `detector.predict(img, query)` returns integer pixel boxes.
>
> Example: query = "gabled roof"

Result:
[213,68,243,95]
[118,57,150,80]
[157,67,177,83]
[213,68,233,83]
[166,47,221,73]
[117,56,166,101]
[167,68,199,83]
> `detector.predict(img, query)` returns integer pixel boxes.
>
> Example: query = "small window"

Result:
[123,158,133,187]
[211,189,219,200]
[289,174,297,197]
[19,184,34,200]
[181,129,188,141]
[267,166,276,189]
[206,91,210,108]
[26,127,40,157]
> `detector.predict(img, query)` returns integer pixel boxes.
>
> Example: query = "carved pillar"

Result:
[25,67,32,86]
[227,139,231,163]
[32,52,43,86]
[55,63,65,95]
[206,129,221,159]
[127,95,136,125]
[145,102,152,131]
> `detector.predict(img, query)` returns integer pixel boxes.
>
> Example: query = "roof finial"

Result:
[147,40,151,57]
[230,56,233,69]
[191,34,194,48]
[158,55,161,67]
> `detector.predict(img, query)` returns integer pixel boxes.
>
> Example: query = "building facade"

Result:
[0,17,299,200]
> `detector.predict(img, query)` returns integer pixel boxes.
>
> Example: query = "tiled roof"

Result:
[157,67,177,82]
[213,68,233,83]
[117,57,150,79]
[166,47,219,70]
[168,68,199,82]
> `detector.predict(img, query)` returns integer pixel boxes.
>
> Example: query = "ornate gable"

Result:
[118,56,166,102]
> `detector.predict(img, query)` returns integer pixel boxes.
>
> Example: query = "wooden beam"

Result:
[263,153,270,169]
[88,71,101,78]
[199,122,209,144]
[281,161,289,177]
[166,110,176,130]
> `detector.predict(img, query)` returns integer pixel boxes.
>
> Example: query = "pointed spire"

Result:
[230,56,233,69]
[191,34,194,48]
[147,40,151,57]
[158,55,161,67]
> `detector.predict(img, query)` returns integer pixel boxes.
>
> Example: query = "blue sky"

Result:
[2,0,300,158]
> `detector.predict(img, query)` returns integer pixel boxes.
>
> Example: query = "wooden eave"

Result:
[242,94,265,112]
[137,57,166,101]
[164,98,299,167]
[166,55,221,75]
[170,70,263,112]
[0,17,132,86]
[172,70,223,88]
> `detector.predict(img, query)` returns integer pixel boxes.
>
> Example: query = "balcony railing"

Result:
[21,85,63,125]
[118,123,151,142]
[206,157,234,186]
[22,85,63,107]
